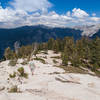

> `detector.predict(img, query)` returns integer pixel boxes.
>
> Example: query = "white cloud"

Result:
[10,0,52,12]
[66,11,71,17]
[0,3,100,28]
[72,8,89,18]
[0,6,29,28]
[92,13,96,17]
[90,17,100,22]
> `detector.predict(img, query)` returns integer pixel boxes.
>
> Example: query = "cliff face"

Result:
[74,24,100,37]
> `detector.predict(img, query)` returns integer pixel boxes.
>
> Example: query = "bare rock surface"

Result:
[0,51,100,100]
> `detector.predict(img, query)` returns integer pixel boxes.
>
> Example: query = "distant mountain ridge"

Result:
[0,25,82,58]
[92,29,100,38]
[73,24,100,37]
[0,24,100,58]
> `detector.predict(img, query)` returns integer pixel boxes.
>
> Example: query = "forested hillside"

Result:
[0,25,82,58]
[4,37,100,76]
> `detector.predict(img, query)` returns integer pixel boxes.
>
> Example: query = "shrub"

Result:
[51,56,61,59]
[53,59,58,64]
[9,85,19,93]
[34,57,45,64]
[4,47,15,60]
[18,67,24,75]
[8,59,17,66]
[41,51,48,54]
[21,60,28,65]
[23,73,28,78]
[43,56,47,59]
[17,67,28,78]
[9,72,16,78]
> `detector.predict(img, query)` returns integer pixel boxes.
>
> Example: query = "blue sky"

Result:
[0,0,100,28]
[49,0,100,16]
[1,0,100,15]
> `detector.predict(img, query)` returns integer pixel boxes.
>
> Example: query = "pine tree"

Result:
[62,37,75,65]
[4,47,15,60]
[90,37,100,71]
[62,46,69,65]
[75,37,92,67]
[47,38,55,50]
[53,40,59,53]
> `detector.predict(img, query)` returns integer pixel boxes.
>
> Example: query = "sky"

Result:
[0,0,100,28]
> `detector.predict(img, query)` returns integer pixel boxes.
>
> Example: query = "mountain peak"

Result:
[73,24,100,37]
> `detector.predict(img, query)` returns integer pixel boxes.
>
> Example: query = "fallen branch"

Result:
[55,75,80,84]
